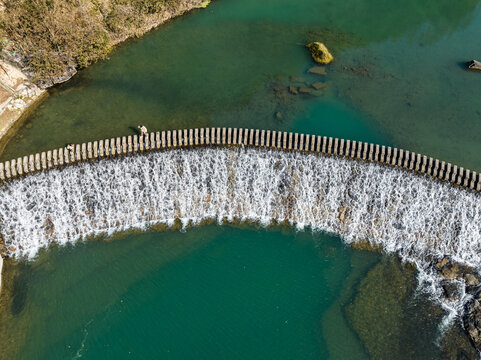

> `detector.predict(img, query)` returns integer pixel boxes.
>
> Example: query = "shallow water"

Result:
[1,0,481,358]
[0,226,459,360]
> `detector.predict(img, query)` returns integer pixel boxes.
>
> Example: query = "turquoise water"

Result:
[0,226,454,359]
[2,0,481,167]
[1,0,481,358]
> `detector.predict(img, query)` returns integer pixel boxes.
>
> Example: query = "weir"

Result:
[0,127,480,192]
[1,129,481,321]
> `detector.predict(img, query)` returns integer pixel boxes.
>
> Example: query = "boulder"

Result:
[306,42,333,65]
[465,273,481,287]
[464,296,481,351]
[441,280,461,301]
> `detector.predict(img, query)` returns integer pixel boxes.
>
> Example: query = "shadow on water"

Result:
[10,262,31,316]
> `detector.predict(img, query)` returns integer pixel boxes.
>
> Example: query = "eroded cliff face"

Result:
[0,0,208,87]
[0,53,45,144]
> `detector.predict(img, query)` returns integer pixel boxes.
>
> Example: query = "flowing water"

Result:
[1,0,481,358]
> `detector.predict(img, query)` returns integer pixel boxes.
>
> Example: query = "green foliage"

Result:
[0,0,185,84]
[135,0,164,14]
[28,50,66,82]
[73,30,110,68]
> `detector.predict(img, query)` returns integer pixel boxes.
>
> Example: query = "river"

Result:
[0,0,480,358]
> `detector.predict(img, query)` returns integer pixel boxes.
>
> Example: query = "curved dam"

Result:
[0,127,481,318]
[1,128,480,191]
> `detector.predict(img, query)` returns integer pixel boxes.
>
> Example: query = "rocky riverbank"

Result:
[432,256,481,355]
[0,53,47,154]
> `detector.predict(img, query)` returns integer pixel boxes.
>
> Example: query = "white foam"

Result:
[0,147,480,317]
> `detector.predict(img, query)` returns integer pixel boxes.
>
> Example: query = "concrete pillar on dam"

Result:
[451,165,458,183]
[34,154,41,171]
[161,131,166,148]
[117,137,123,155]
[4,161,10,179]
[126,137,132,154]
[23,156,29,173]
[57,149,63,166]
[11,159,17,177]
[88,142,93,159]
[16,158,22,176]
[169,130,175,147]
[52,150,58,167]
[74,145,80,162]
[47,151,52,169]
[93,141,99,158]
[133,136,138,152]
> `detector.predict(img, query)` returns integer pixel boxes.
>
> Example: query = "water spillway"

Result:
[0,128,481,318]
[0,127,480,260]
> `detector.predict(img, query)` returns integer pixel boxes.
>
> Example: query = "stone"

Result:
[289,76,305,83]
[306,42,334,65]
[441,280,461,301]
[464,297,481,352]
[468,60,481,71]
[442,264,460,280]
[288,86,298,95]
[436,256,461,280]
[311,82,326,90]
[436,257,450,269]
[298,87,312,94]
[308,66,327,75]
[465,273,480,287]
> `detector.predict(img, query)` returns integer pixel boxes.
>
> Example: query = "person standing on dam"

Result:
[138,125,148,136]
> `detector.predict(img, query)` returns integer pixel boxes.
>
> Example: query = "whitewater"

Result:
[0,147,480,317]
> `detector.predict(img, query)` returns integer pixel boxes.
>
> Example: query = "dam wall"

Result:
[0,127,479,192]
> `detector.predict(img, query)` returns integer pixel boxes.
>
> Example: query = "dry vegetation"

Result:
[0,0,188,85]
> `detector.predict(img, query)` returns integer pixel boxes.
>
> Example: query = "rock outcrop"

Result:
[306,42,333,65]
[435,257,481,352]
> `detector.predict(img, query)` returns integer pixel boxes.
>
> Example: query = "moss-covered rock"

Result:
[306,42,333,65]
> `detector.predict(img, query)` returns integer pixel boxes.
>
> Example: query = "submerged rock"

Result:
[298,87,312,94]
[441,280,462,301]
[436,256,481,284]
[288,86,298,95]
[289,76,306,84]
[306,42,333,65]
[464,296,481,352]
[307,66,327,75]
[311,82,326,90]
